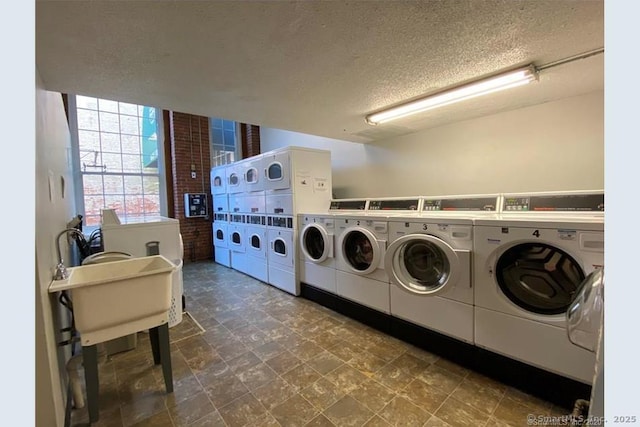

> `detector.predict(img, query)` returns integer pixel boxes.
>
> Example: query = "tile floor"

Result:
[70,261,571,427]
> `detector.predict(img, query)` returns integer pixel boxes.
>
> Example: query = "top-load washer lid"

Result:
[495,242,586,315]
[566,268,604,352]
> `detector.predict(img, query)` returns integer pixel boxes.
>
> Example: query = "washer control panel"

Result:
[422,197,498,212]
[503,193,604,212]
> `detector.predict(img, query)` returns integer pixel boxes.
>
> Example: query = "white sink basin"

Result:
[49,255,176,346]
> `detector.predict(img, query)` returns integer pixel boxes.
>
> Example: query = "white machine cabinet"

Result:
[264,147,333,210]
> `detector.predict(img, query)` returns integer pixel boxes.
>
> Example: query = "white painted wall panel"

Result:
[35,70,77,427]
[261,91,604,197]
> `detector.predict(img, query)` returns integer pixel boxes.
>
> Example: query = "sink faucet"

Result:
[54,228,85,280]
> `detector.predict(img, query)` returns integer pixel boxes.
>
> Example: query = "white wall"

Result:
[261,91,604,197]
[35,70,76,427]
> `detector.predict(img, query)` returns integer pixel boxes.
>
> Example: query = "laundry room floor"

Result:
[70,261,571,427]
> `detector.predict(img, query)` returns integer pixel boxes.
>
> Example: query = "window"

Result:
[69,95,167,228]
[210,118,238,166]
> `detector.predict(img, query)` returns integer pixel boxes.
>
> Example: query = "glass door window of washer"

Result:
[496,243,585,315]
[344,231,376,271]
[397,239,451,293]
[306,227,326,259]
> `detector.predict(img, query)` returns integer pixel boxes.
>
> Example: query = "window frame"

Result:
[67,94,169,231]
[210,118,241,166]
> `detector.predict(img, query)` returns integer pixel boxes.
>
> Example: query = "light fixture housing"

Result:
[365,64,539,125]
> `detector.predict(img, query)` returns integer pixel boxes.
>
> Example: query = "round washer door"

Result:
[385,234,460,295]
[339,227,383,275]
[300,223,332,263]
[495,242,586,315]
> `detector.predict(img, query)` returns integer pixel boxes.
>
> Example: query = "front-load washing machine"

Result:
[243,214,268,283]
[299,214,336,294]
[335,216,389,313]
[213,213,231,267]
[384,214,474,343]
[267,215,296,295]
[473,191,604,383]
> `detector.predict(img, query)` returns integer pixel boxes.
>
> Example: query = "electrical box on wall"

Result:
[184,193,208,218]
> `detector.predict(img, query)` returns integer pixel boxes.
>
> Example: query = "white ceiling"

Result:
[36,1,604,144]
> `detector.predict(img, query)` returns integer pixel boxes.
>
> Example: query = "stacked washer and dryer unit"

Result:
[227,154,269,282]
[473,191,604,384]
[212,146,332,296]
[211,164,231,267]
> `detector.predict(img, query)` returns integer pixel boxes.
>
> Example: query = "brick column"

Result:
[240,123,261,158]
[168,112,213,262]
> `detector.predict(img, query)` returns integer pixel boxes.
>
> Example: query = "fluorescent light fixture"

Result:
[365,64,538,125]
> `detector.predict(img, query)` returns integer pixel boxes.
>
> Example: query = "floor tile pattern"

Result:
[69,261,571,426]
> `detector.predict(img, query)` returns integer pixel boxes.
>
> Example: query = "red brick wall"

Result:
[168,112,213,262]
[241,123,261,158]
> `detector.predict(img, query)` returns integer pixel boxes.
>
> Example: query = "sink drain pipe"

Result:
[66,354,85,409]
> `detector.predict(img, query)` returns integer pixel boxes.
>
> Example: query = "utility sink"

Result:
[49,255,176,346]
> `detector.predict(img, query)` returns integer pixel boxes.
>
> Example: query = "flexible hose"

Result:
[66,354,85,409]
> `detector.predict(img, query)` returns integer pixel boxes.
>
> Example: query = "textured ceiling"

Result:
[36,1,604,143]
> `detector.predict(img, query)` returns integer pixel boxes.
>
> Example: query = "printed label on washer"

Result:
[557,229,577,240]
[487,238,501,245]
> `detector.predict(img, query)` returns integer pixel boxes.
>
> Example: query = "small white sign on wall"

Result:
[314,177,328,192]
[297,173,310,186]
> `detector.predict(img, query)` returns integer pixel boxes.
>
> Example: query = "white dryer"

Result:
[267,215,296,295]
[210,165,227,195]
[228,214,246,270]
[474,191,604,383]
[242,214,268,282]
[243,154,265,194]
[213,213,231,267]
[299,214,336,294]
[335,216,389,313]
[383,197,479,343]
[226,161,245,194]
[213,194,229,215]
